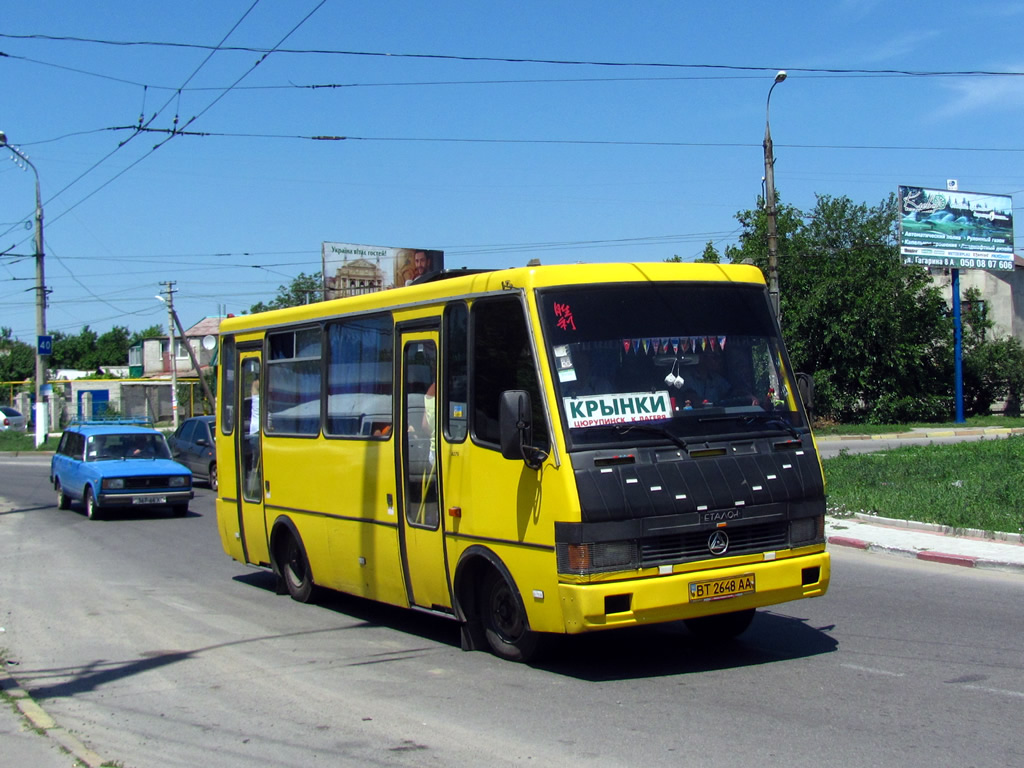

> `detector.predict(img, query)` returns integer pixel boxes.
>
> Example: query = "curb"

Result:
[0,664,107,768]
[816,426,1024,442]
[826,532,1024,574]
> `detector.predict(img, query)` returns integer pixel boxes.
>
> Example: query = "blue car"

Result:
[50,422,194,520]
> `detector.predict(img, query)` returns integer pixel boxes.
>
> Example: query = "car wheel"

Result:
[209,462,218,492]
[84,487,102,521]
[684,608,755,641]
[279,531,314,603]
[479,569,541,662]
[55,480,71,510]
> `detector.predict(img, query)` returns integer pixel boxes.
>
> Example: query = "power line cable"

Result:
[3,35,1023,77]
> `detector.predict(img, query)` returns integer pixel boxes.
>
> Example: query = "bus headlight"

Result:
[790,515,824,546]
[558,541,637,575]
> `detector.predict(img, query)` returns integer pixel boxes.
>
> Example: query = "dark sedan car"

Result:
[168,415,218,491]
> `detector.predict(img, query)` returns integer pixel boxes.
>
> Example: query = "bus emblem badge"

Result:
[708,530,730,555]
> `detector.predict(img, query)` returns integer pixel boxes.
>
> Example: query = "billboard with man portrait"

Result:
[321,242,444,300]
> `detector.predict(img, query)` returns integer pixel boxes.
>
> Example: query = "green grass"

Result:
[824,435,1024,534]
[0,431,51,452]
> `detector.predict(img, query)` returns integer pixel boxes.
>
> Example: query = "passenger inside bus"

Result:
[684,351,730,405]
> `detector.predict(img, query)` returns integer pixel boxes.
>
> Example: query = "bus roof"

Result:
[219,261,767,334]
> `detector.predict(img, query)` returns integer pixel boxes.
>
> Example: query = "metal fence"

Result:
[1,378,212,428]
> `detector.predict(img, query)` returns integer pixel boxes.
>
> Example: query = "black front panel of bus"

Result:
[572,438,824,525]
[561,437,825,566]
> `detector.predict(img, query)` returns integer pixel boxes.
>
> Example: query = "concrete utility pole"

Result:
[763,71,786,324]
[158,282,179,429]
[169,305,216,410]
[0,131,48,446]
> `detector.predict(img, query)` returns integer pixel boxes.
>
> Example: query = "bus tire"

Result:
[279,530,315,603]
[479,569,540,663]
[684,608,755,640]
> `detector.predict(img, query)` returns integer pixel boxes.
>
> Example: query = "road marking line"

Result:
[841,663,905,677]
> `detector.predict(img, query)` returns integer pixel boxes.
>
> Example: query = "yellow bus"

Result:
[215,262,829,661]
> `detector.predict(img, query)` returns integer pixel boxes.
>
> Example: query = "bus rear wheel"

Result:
[480,570,540,662]
[684,608,755,641]
[279,532,314,603]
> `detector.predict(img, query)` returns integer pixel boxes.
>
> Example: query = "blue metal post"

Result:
[952,268,964,423]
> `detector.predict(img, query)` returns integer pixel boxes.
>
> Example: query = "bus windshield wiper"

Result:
[698,411,802,441]
[612,422,689,451]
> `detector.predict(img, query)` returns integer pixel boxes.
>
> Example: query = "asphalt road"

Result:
[1,454,1023,768]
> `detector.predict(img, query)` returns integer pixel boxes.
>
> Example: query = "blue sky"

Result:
[1,0,1022,340]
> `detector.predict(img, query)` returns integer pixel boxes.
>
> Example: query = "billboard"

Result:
[898,186,1014,271]
[321,242,444,300]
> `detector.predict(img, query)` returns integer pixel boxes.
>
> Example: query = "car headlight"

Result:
[168,476,189,488]
[102,478,125,490]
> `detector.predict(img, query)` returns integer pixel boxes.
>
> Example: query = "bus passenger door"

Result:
[398,330,452,611]
[236,352,270,566]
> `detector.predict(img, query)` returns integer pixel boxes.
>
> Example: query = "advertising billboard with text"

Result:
[321,242,444,300]
[898,186,1014,271]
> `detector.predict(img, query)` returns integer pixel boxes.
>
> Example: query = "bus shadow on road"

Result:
[233,571,836,678]
[535,612,838,681]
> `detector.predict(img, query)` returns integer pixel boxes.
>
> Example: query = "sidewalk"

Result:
[827,512,1024,572]
[0,664,106,768]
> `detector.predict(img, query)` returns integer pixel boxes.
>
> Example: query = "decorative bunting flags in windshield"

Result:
[622,337,726,353]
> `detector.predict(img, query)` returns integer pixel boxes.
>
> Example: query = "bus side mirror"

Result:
[499,390,546,470]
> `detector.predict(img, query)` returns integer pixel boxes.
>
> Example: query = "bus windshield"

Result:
[538,281,806,449]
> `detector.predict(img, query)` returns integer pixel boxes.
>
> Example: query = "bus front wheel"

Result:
[279,531,314,603]
[479,570,540,663]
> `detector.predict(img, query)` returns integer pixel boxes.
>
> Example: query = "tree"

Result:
[0,327,35,382]
[249,271,323,314]
[51,326,99,370]
[95,326,132,367]
[961,287,1024,416]
[129,325,165,348]
[695,240,721,263]
[728,192,953,423]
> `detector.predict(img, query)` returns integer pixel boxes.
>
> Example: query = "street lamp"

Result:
[763,70,786,323]
[0,131,48,446]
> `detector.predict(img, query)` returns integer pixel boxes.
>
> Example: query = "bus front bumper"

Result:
[557,551,830,634]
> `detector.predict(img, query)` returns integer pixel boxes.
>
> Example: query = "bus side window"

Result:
[444,302,468,442]
[325,314,394,438]
[220,336,236,435]
[470,297,548,451]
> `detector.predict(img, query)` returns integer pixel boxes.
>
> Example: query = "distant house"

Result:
[130,317,222,378]
[929,254,1024,341]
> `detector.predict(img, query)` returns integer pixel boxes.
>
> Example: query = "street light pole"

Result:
[763,70,786,324]
[0,131,48,446]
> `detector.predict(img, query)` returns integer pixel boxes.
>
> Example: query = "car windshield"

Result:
[538,281,807,449]
[86,433,172,461]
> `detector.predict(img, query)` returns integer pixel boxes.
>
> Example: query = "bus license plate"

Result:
[133,496,166,505]
[689,574,755,602]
